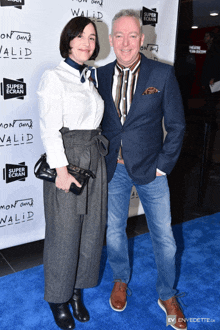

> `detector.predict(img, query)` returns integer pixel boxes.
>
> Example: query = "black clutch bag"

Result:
[34,153,95,195]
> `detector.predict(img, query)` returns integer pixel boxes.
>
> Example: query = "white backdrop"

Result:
[0,0,180,249]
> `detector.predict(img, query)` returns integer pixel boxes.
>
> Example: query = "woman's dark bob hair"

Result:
[60,17,100,60]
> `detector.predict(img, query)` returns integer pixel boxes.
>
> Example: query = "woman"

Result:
[37,17,108,330]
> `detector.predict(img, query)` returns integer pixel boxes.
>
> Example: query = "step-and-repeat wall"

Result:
[0,0,179,249]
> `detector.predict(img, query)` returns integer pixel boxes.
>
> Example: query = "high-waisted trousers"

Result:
[43,128,108,303]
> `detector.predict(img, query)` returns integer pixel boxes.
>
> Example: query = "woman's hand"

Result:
[55,166,81,193]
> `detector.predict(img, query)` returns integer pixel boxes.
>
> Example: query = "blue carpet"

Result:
[0,213,220,330]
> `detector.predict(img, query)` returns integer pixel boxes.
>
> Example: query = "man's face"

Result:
[109,16,144,67]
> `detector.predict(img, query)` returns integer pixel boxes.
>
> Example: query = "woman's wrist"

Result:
[56,166,68,177]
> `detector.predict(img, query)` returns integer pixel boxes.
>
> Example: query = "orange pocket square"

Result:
[142,87,160,95]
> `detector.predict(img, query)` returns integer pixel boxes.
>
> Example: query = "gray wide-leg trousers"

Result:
[43,129,108,303]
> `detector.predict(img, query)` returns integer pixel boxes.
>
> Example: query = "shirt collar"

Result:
[116,53,141,75]
[65,57,87,74]
[64,57,98,87]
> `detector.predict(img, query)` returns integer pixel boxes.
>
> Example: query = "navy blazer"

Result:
[97,54,185,184]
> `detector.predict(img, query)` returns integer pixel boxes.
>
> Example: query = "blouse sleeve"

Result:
[37,70,68,169]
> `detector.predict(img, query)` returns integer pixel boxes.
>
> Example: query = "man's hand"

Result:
[156,171,163,176]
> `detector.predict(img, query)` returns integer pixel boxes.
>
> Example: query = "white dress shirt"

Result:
[37,61,104,169]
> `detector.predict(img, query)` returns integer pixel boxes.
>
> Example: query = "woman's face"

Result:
[69,23,96,65]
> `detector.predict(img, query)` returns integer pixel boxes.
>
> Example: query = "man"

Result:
[201,31,220,116]
[97,10,186,330]
[201,31,215,90]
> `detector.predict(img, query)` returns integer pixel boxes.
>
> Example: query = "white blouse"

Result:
[37,61,104,169]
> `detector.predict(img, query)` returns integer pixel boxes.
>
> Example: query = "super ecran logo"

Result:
[1,78,27,100]
[142,7,158,27]
[0,0,25,9]
[3,162,28,183]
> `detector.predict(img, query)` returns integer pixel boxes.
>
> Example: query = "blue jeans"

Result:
[107,164,177,301]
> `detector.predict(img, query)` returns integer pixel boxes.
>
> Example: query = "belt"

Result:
[77,133,108,215]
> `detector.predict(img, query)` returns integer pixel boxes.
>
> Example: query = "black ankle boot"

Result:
[49,302,75,330]
[69,289,90,322]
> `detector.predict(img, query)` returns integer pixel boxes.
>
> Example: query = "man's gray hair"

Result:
[111,9,143,34]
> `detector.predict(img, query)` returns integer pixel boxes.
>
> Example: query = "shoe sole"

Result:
[109,298,127,312]
[157,299,187,330]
